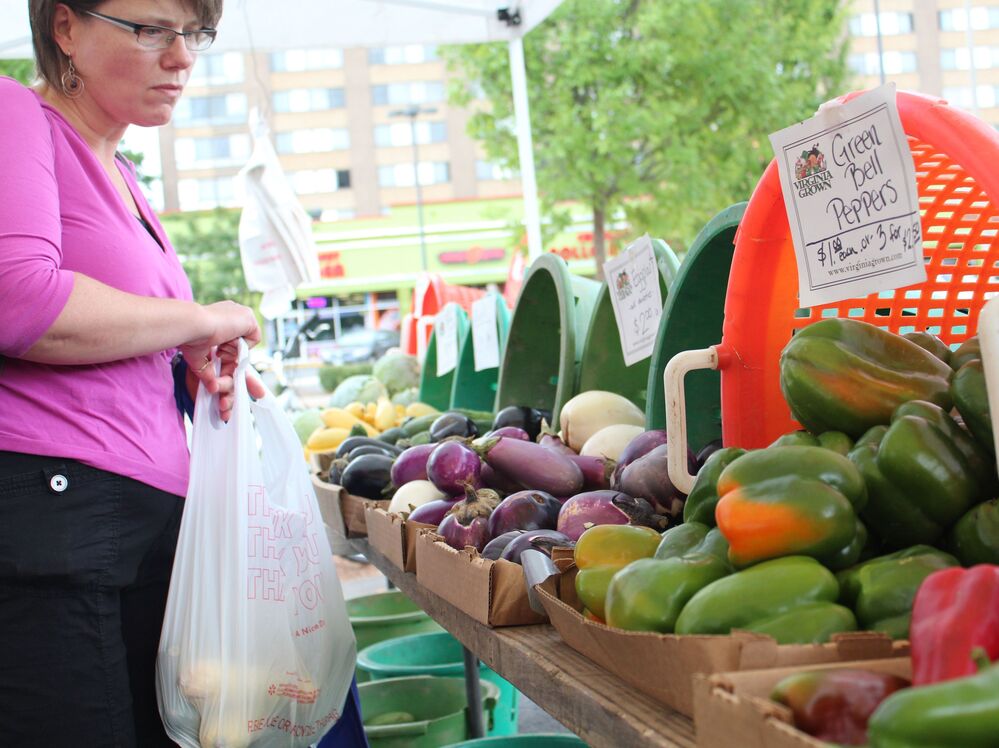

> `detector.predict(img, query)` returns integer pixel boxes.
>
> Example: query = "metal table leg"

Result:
[462,646,486,738]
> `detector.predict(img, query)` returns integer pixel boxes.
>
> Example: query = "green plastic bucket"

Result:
[450,294,512,412]
[443,735,589,747]
[359,675,500,748]
[419,303,470,411]
[577,238,681,413]
[347,591,444,681]
[644,203,747,452]
[495,254,602,426]
[357,631,520,737]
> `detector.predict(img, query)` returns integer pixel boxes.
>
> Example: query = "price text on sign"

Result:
[769,83,925,308]
[471,294,500,372]
[603,234,663,366]
[435,305,458,377]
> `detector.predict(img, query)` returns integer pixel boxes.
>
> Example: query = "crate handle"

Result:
[978,297,999,481]
[664,345,722,494]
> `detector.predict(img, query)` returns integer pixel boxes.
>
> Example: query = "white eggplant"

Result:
[559,390,645,452]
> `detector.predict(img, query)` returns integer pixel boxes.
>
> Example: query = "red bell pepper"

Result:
[910,564,999,685]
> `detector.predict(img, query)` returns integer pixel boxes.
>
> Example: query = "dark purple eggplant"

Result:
[474,436,584,497]
[335,435,403,459]
[616,444,687,519]
[346,444,399,461]
[408,497,461,525]
[500,529,573,564]
[390,443,436,487]
[487,490,561,537]
[426,441,482,495]
[429,412,480,441]
[611,429,667,486]
[696,438,724,471]
[492,405,546,441]
[481,530,526,560]
[340,453,396,500]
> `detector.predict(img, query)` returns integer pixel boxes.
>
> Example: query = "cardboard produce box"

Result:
[534,567,905,717]
[309,474,388,538]
[364,506,435,573]
[692,657,912,748]
[414,531,548,627]
[310,474,352,556]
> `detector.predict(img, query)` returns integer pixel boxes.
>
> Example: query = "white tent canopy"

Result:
[0,0,562,258]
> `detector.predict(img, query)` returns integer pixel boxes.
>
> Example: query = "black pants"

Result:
[0,451,184,747]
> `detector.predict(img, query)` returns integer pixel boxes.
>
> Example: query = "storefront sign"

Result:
[769,83,924,308]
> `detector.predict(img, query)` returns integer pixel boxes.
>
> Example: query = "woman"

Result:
[0,1,265,745]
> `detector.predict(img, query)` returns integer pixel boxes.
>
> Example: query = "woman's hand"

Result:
[214,340,267,422]
[180,301,261,397]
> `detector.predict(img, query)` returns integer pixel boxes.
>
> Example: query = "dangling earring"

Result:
[61,57,84,99]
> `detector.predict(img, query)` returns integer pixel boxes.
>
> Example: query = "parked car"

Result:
[316,328,400,365]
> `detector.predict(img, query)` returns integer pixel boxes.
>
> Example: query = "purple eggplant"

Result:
[487,490,561,537]
[482,530,526,561]
[500,529,573,564]
[616,444,687,519]
[426,441,482,495]
[390,443,436,487]
[565,453,614,490]
[408,497,461,526]
[429,412,480,441]
[611,429,667,486]
[490,426,531,441]
[537,432,576,455]
[438,513,490,552]
[491,405,546,441]
[556,490,668,541]
[696,438,724,471]
[474,436,584,497]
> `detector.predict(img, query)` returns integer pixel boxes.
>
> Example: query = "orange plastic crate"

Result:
[718,90,999,448]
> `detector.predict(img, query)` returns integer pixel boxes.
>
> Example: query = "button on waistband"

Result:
[49,474,69,493]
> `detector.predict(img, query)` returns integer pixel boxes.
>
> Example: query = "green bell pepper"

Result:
[714,446,864,569]
[779,318,953,439]
[682,447,746,526]
[949,334,981,370]
[837,546,959,639]
[674,556,856,644]
[868,650,999,748]
[951,359,994,454]
[902,331,951,365]
[769,429,855,456]
[848,400,992,548]
[946,499,999,566]
[573,524,661,621]
[654,522,730,563]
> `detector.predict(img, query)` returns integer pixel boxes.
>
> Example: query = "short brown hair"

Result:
[29,1,224,88]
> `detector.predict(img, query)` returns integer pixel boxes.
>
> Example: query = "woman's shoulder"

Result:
[0,77,46,122]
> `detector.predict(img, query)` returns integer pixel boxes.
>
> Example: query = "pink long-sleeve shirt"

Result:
[0,77,193,497]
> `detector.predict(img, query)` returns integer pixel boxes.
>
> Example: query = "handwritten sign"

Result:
[602,234,663,366]
[769,84,924,308]
[435,304,459,376]
[471,294,500,372]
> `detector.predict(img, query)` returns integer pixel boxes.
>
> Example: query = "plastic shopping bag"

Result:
[157,342,356,747]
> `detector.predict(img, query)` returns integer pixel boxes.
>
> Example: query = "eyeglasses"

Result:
[82,10,217,51]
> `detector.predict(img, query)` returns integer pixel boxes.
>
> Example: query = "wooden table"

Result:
[352,540,697,748]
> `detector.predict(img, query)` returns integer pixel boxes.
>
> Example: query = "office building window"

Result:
[940,7,999,31]
[371,81,445,107]
[273,88,345,113]
[849,12,914,36]
[174,134,250,168]
[848,50,918,76]
[270,49,344,72]
[941,46,999,70]
[275,128,351,154]
[289,169,351,195]
[177,176,237,211]
[943,85,999,108]
[172,93,247,126]
[373,121,447,147]
[369,45,439,65]
[188,52,244,86]
[378,161,449,187]
[476,160,516,181]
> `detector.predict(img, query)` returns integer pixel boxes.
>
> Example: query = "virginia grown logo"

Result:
[793,144,833,197]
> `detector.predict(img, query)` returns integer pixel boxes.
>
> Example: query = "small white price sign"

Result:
[435,304,459,376]
[769,83,924,307]
[471,294,500,371]
[602,234,663,366]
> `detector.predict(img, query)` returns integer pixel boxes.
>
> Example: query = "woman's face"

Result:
[62,0,205,127]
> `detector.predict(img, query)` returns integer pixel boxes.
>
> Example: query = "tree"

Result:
[0,59,34,85]
[442,0,850,274]
[161,208,259,308]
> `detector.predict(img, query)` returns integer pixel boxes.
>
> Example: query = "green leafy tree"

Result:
[443,0,850,273]
[0,59,34,85]
[161,208,259,308]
